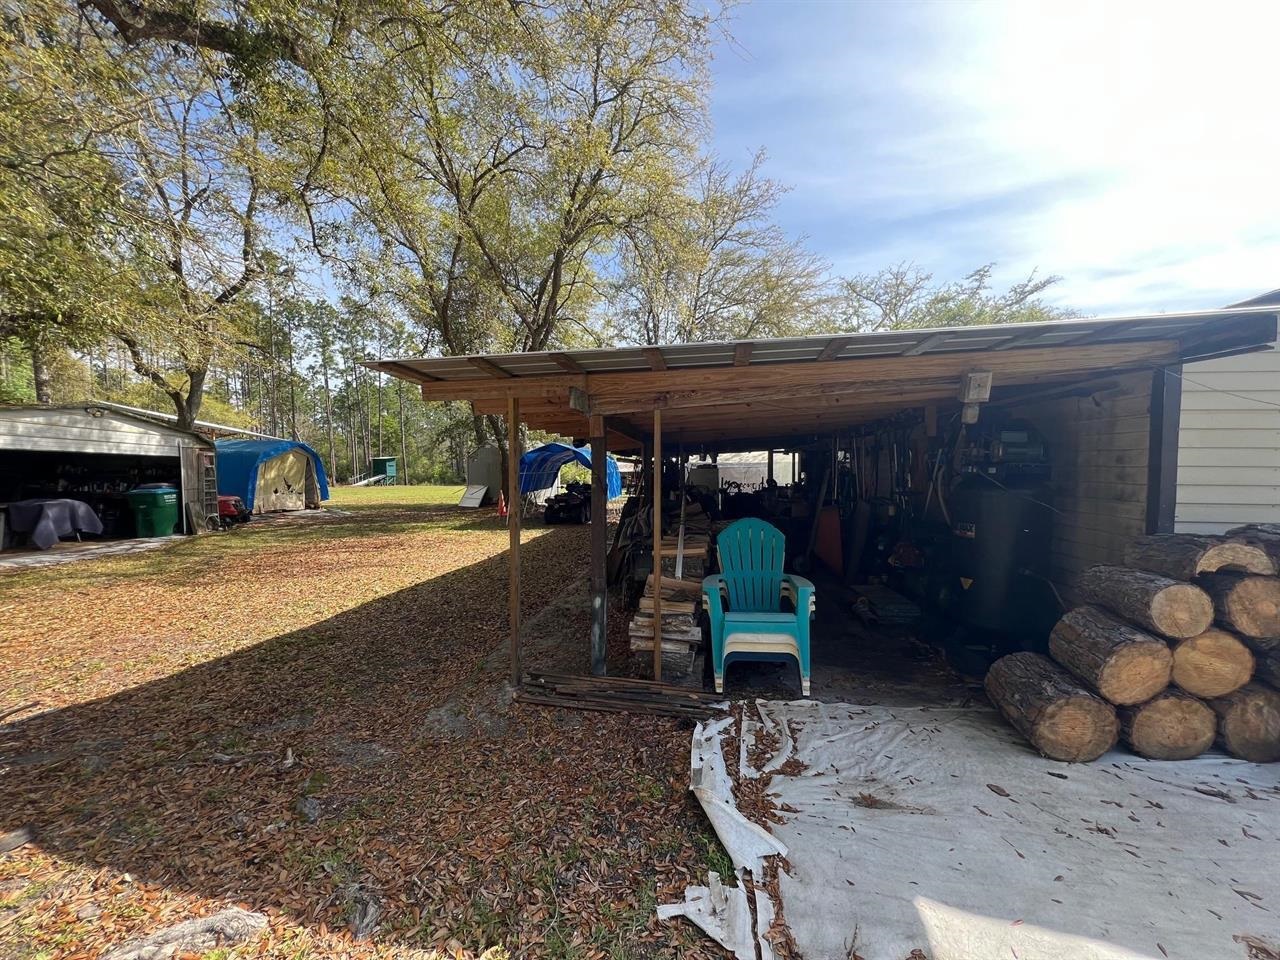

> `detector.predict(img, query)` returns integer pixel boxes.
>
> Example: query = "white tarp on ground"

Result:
[667,700,1280,960]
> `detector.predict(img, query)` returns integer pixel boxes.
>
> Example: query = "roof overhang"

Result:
[366,307,1279,453]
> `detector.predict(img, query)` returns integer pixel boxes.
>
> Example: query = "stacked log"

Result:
[1123,534,1275,580]
[984,653,1118,762]
[1118,690,1217,760]
[988,530,1280,763]
[1207,684,1280,763]
[1198,572,1280,641]
[1047,606,1171,705]
[1167,628,1254,698]
[1226,523,1280,571]
[1076,565,1212,638]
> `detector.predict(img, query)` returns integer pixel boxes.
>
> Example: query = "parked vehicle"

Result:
[218,494,251,528]
[543,480,592,524]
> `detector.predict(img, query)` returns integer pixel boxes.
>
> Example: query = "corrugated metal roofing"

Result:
[365,305,1280,383]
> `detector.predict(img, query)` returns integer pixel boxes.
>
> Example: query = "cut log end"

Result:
[1170,628,1255,698]
[1149,584,1215,639]
[1210,684,1280,763]
[1096,642,1174,706]
[1048,605,1171,705]
[1120,692,1216,760]
[1038,697,1122,763]
[1200,573,1280,641]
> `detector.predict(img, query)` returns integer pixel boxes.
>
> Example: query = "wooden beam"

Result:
[641,347,668,371]
[470,356,514,378]
[590,414,608,677]
[549,351,586,374]
[901,332,950,356]
[816,337,853,362]
[1146,366,1181,535]
[507,396,522,687]
[651,407,663,681]
[733,342,753,366]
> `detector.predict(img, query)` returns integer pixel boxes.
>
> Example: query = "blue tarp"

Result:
[519,442,622,499]
[214,438,330,511]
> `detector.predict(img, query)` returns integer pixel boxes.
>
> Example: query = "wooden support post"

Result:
[589,414,608,676]
[767,449,774,482]
[1146,365,1181,534]
[652,407,663,681]
[507,396,522,687]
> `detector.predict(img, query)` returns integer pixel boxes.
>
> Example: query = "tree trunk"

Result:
[29,340,53,404]
[1118,690,1216,760]
[1048,605,1172,705]
[177,365,207,432]
[1077,565,1213,639]
[322,356,336,481]
[1207,683,1280,762]
[398,378,408,484]
[1169,628,1254,698]
[287,322,298,441]
[984,652,1118,762]
[1124,534,1275,580]
[1198,572,1280,643]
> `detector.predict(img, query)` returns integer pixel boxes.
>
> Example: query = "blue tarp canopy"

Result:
[519,442,622,499]
[214,438,330,511]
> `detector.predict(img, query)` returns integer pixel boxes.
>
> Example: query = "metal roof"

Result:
[367,305,1279,383]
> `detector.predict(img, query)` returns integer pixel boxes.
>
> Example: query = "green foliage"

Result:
[613,150,837,344]
[839,263,1073,332]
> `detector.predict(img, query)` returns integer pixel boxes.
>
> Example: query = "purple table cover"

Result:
[5,499,104,550]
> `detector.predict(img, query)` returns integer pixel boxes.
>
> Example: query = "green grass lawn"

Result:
[327,483,467,510]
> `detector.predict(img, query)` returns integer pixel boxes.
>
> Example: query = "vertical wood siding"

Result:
[1015,371,1152,591]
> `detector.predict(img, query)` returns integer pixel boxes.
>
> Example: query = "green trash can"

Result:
[127,484,181,537]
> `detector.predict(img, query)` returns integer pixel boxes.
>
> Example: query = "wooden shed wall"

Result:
[1015,370,1153,591]
[1175,344,1280,534]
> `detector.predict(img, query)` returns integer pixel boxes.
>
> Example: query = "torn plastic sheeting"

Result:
[690,716,787,874]
[661,716,787,960]
[656,872,776,960]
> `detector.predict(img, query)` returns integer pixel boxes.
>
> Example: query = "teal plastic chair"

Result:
[702,518,815,696]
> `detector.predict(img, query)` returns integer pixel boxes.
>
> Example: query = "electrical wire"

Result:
[1163,367,1280,410]
[970,469,1063,516]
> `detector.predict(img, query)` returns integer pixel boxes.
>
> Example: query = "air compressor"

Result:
[943,417,1057,666]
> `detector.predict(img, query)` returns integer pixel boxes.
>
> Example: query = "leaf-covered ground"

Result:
[0,487,728,960]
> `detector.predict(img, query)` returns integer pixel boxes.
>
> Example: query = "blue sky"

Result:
[707,1,1280,315]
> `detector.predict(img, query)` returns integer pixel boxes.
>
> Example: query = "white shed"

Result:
[0,405,219,537]
[1175,293,1280,534]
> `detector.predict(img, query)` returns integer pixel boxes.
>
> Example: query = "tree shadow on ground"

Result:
[0,528,722,958]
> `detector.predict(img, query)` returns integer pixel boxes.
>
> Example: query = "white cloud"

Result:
[710,0,1280,314]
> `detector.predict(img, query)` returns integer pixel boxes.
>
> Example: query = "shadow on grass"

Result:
[0,526,715,957]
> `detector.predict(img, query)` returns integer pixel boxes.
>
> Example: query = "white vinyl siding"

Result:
[1175,346,1280,534]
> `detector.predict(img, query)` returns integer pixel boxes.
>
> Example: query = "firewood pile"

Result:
[986,527,1280,764]
[628,575,704,674]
